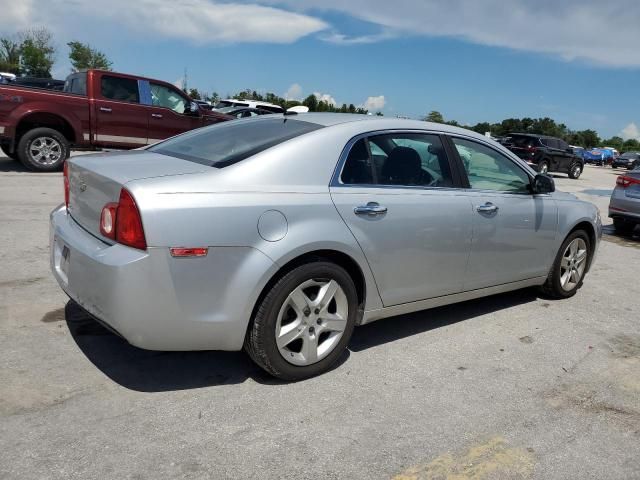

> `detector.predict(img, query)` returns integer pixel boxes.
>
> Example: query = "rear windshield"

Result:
[149,118,323,168]
[508,136,538,148]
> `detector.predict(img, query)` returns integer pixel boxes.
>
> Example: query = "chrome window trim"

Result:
[330,128,459,192]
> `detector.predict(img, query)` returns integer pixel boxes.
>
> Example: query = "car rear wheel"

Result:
[540,230,591,299]
[1,145,18,161]
[245,261,358,380]
[613,217,636,235]
[568,162,583,179]
[17,127,70,172]
[538,161,549,175]
[612,165,618,169]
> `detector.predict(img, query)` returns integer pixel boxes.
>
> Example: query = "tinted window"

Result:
[370,133,453,187]
[509,135,538,148]
[452,137,530,193]
[542,138,560,149]
[101,76,139,103]
[150,83,188,114]
[557,140,570,150]
[341,139,374,184]
[149,118,323,168]
[64,73,87,95]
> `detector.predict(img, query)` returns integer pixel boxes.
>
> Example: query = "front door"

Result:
[449,136,558,290]
[330,132,472,307]
[147,82,202,144]
[93,74,148,147]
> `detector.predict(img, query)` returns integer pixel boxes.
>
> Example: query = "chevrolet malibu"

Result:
[50,114,602,380]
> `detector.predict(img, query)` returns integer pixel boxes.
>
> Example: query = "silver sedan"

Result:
[50,114,602,380]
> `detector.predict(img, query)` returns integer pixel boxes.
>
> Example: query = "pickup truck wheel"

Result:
[17,128,69,172]
[1,145,18,160]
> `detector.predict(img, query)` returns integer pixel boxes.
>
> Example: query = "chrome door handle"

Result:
[151,113,163,118]
[476,202,499,213]
[354,202,388,216]
[99,107,112,113]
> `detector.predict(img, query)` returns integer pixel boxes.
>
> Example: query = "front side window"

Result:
[452,137,531,193]
[101,76,139,103]
[150,83,188,114]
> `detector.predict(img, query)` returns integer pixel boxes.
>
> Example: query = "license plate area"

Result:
[54,238,70,285]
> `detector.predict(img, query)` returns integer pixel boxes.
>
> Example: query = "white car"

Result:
[214,99,285,113]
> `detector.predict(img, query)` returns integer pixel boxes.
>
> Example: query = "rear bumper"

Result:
[50,205,277,351]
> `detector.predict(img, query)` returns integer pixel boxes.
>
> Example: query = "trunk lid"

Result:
[67,150,207,239]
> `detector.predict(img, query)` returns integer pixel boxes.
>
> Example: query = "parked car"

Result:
[50,115,602,380]
[609,169,640,234]
[0,72,16,84]
[214,98,285,113]
[0,69,232,171]
[571,145,586,159]
[193,100,214,111]
[503,133,584,178]
[611,151,640,170]
[216,106,275,118]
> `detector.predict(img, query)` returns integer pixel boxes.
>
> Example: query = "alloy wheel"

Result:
[560,238,588,291]
[275,278,348,366]
[29,137,62,166]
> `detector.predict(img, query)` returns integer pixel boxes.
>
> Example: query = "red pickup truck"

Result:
[0,70,232,171]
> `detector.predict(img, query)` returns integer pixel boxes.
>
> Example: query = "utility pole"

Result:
[181,67,188,92]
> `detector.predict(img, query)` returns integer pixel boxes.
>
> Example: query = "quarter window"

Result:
[452,137,530,193]
[150,83,189,114]
[101,76,139,103]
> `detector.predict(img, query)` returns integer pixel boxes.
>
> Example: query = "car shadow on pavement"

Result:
[349,289,538,352]
[65,300,349,391]
[0,157,30,172]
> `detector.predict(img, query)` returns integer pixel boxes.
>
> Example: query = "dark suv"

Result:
[612,151,640,170]
[503,133,584,179]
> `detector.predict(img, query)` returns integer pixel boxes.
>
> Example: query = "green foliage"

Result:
[424,110,444,123]
[0,38,21,74]
[187,88,201,100]
[67,41,112,72]
[18,28,56,78]
[227,90,368,114]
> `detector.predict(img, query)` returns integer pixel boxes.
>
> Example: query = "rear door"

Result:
[330,131,472,307]
[556,139,573,171]
[147,82,202,143]
[448,136,558,290]
[93,74,149,147]
[543,138,564,171]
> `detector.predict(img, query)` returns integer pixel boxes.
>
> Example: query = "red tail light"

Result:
[63,161,69,208]
[99,188,147,250]
[616,175,640,188]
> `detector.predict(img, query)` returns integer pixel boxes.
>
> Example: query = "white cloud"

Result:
[320,30,395,45]
[284,83,303,100]
[363,95,385,111]
[259,0,640,67]
[0,0,328,45]
[313,92,337,105]
[621,123,640,141]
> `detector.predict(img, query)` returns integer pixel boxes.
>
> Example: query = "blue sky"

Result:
[3,0,639,139]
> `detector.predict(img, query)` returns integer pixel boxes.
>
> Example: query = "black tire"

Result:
[1,145,18,160]
[540,230,591,299]
[568,162,583,179]
[538,160,550,175]
[612,165,618,169]
[17,127,69,172]
[613,217,636,235]
[245,261,359,381]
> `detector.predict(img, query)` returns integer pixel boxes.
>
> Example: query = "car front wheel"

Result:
[245,261,359,380]
[541,230,591,299]
[538,161,549,175]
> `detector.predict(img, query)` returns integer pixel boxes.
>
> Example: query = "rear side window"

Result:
[509,136,538,148]
[64,73,87,95]
[101,76,139,103]
[149,118,323,168]
[341,133,453,188]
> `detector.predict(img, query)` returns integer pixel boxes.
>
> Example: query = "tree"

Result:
[187,88,201,100]
[19,28,56,78]
[424,111,444,123]
[0,38,21,74]
[67,41,112,72]
[622,138,640,151]
[302,94,318,112]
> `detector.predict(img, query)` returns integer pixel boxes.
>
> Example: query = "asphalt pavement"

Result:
[0,154,638,480]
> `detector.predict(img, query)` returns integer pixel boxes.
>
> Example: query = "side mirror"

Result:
[188,101,200,115]
[532,174,555,194]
